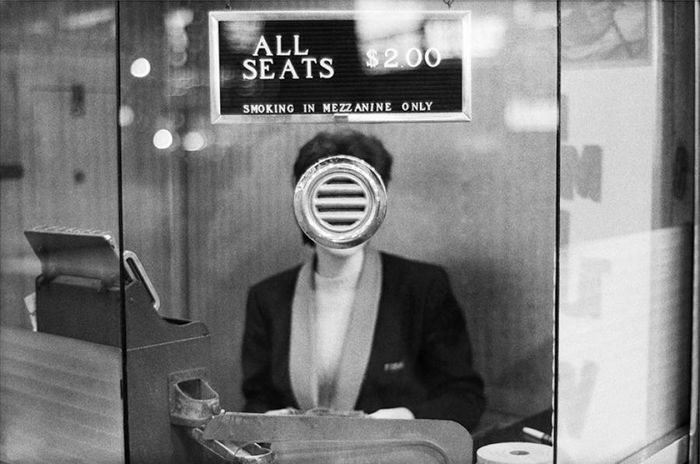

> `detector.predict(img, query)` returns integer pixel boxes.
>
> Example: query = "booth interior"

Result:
[3,0,563,462]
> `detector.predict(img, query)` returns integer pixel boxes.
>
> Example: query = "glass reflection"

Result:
[0,1,124,462]
[558,1,694,462]
[119,1,557,457]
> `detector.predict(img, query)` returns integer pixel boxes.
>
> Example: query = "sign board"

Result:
[209,11,471,123]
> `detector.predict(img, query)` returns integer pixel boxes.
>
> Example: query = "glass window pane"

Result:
[119,1,556,461]
[557,1,695,462]
[0,2,124,463]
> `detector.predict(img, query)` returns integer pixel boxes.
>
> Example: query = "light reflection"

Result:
[166,9,194,68]
[513,0,558,29]
[221,20,263,52]
[355,4,423,41]
[165,9,194,30]
[471,16,507,58]
[504,98,557,132]
[153,129,173,149]
[61,7,114,31]
[119,105,135,127]
[354,7,430,76]
[182,131,206,152]
[27,20,52,36]
[130,58,151,78]
[424,20,463,60]
[558,227,693,462]
[169,51,188,68]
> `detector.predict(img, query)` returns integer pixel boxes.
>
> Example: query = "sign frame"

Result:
[209,10,471,124]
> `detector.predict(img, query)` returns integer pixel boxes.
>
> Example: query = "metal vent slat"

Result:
[317,211,367,221]
[313,173,369,232]
[316,184,365,195]
[313,197,368,208]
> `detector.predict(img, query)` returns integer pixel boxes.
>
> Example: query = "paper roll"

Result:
[477,442,553,464]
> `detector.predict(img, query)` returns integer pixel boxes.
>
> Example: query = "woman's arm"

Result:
[405,267,486,431]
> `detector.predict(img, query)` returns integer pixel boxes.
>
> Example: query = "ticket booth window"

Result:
[0,1,697,463]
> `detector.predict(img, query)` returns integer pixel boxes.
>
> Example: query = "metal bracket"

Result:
[123,250,160,311]
[168,368,220,427]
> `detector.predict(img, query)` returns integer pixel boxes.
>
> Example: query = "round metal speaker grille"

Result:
[293,155,387,249]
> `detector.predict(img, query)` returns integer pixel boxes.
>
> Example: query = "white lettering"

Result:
[409,101,434,111]
[293,35,309,55]
[321,102,393,113]
[275,35,291,56]
[301,57,317,78]
[351,102,392,112]
[252,36,273,57]
[319,57,334,79]
[259,58,274,79]
[279,59,300,79]
[241,59,257,80]
[243,103,295,114]
[241,56,334,80]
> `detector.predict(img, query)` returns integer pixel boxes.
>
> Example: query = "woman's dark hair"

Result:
[293,129,393,185]
[293,130,393,246]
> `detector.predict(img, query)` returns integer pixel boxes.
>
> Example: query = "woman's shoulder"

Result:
[379,251,448,282]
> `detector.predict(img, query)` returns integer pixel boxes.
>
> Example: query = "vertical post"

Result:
[690,3,699,463]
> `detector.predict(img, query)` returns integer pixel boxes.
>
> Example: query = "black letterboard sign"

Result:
[209,10,471,123]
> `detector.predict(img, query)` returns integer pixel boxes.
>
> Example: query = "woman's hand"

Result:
[367,407,415,420]
[264,407,296,415]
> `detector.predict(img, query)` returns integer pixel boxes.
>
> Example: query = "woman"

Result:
[241,129,485,431]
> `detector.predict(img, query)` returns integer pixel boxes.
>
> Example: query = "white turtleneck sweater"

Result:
[313,258,362,407]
